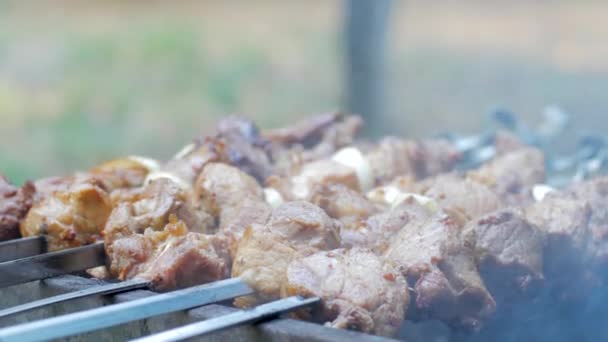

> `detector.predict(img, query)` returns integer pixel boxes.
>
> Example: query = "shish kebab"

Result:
[0,111,600,338]
[0,110,581,317]
[0,107,573,265]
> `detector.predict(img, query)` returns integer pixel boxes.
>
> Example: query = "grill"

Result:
[1,109,605,342]
[0,271,395,341]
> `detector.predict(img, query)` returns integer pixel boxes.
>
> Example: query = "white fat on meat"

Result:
[126,155,161,173]
[263,188,284,208]
[144,171,190,190]
[331,147,374,192]
[532,184,556,202]
[367,185,439,213]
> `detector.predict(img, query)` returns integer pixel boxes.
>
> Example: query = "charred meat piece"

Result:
[215,116,274,182]
[159,116,274,185]
[232,201,340,307]
[107,216,230,291]
[284,248,409,337]
[418,173,502,220]
[20,179,111,251]
[0,175,34,241]
[384,212,495,330]
[463,209,544,302]
[267,113,364,174]
[265,112,360,150]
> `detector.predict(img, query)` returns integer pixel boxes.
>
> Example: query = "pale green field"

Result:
[1,1,607,184]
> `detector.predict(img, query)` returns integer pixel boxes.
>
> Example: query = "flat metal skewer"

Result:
[130,296,320,342]
[0,242,106,288]
[0,236,45,263]
[0,278,150,319]
[0,277,254,342]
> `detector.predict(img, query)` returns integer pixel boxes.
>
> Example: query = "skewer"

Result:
[0,236,45,263]
[130,296,320,342]
[0,278,150,319]
[0,277,254,342]
[0,242,105,288]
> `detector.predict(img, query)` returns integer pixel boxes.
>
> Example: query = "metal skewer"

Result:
[0,242,105,288]
[0,278,150,319]
[0,236,45,263]
[0,277,254,342]
[131,296,320,342]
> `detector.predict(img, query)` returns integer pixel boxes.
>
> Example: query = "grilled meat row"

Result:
[1,113,606,338]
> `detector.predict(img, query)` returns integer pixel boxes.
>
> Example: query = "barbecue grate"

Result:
[0,268,396,342]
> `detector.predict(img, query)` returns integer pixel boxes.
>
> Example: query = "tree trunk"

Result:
[344,0,393,137]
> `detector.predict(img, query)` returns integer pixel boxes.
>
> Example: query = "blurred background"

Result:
[1,0,608,184]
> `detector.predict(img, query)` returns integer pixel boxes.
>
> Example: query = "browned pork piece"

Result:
[106,215,230,291]
[463,209,545,303]
[312,183,434,252]
[365,137,461,185]
[284,248,409,337]
[20,178,112,251]
[231,201,340,307]
[267,159,361,201]
[0,175,34,241]
[213,116,274,182]
[310,183,379,244]
[89,156,159,192]
[524,190,594,300]
[384,211,496,330]
[193,162,271,254]
[468,146,545,204]
[265,112,363,167]
[194,162,266,229]
[567,176,608,265]
[104,178,212,249]
[158,116,274,186]
[416,173,502,220]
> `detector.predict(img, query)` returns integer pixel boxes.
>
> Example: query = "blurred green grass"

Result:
[0,17,339,184]
[1,1,608,185]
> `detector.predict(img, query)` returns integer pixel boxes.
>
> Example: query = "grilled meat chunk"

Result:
[267,159,360,201]
[567,176,608,265]
[104,178,213,253]
[419,173,501,220]
[284,248,409,337]
[384,212,495,330]
[0,175,34,241]
[468,147,545,203]
[194,162,266,229]
[463,209,544,302]
[89,156,159,192]
[232,201,340,307]
[525,191,594,300]
[20,179,111,251]
[310,183,378,234]
[366,137,460,185]
[214,116,274,182]
[107,216,230,291]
